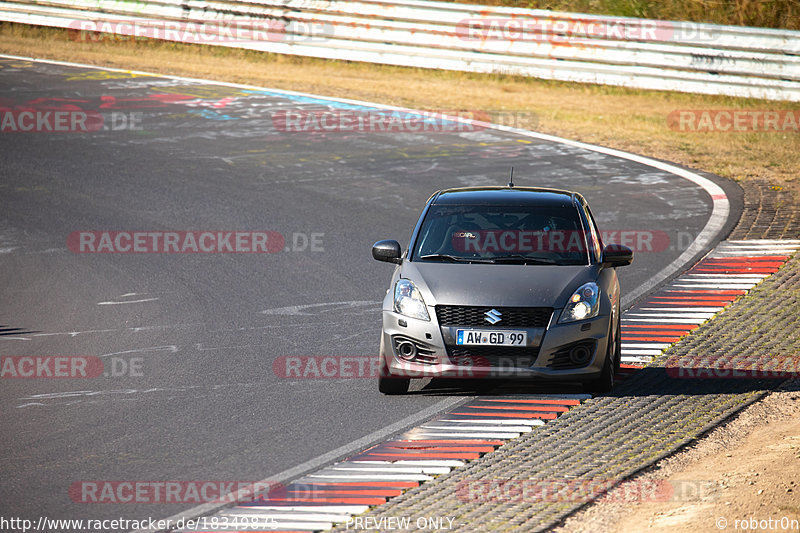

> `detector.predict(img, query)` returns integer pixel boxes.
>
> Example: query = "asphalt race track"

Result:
[0,57,740,527]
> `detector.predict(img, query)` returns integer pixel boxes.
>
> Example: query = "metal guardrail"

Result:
[1,0,799,101]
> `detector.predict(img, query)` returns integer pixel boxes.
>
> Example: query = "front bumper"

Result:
[379,308,611,380]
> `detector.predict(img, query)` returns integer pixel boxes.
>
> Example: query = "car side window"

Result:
[582,203,603,262]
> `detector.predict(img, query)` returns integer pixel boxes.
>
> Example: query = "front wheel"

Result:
[378,375,410,395]
[585,319,620,394]
[378,357,410,395]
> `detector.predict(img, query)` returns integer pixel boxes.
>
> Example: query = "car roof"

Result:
[429,186,582,207]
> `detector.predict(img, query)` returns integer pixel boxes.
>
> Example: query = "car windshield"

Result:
[412,204,591,265]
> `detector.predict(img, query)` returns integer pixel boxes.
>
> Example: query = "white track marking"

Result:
[673,278,760,283]
[711,250,795,256]
[349,460,465,467]
[420,424,534,432]
[327,465,451,474]
[219,510,351,520]
[99,346,178,358]
[621,349,665,356]
[639,307,724,312]
[403,431,521,439]
[97,298,158,305]
[624,312,717,319]
[672,283,757,291]
[685,274,768,278]
[260,301,380,316]
[620,355,654,364]
[306,473,433,481]
[724,240,800,245]
[231,504,370,514]
[622,318,707,323]
[621,343,671,349]
[439,418,547,425]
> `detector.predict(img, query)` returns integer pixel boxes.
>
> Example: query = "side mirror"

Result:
[602,244,633,268]
[372,240,403,264]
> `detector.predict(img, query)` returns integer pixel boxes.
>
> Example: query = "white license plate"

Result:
[456,330,527,346]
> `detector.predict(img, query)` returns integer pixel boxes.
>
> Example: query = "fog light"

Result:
[569,344,592,365]
[396,340,418,361]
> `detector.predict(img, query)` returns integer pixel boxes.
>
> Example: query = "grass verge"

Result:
[1,23,798,200]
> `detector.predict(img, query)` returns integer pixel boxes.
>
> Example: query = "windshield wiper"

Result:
[419,254,496,264]
[491,255,558,265]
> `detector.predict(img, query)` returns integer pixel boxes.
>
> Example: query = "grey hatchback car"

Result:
[372,186,633,395]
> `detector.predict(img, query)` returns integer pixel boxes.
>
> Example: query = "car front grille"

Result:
[435,305,553,328]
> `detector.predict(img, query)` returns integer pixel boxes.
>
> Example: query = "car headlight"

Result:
[394,279,430,321]
[559,282,600,323]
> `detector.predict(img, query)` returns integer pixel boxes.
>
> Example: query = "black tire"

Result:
[585,318,621,394]
[378,375,410,395]
[378,358,410,395]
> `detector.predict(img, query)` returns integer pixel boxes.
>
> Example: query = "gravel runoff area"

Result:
[730,179,800,240]
[552,378,800,533]
[330,182,800,532]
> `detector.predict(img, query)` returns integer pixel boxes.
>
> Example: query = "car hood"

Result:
[401,261,598,308]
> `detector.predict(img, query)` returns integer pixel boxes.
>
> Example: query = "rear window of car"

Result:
[411,204,590,265]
